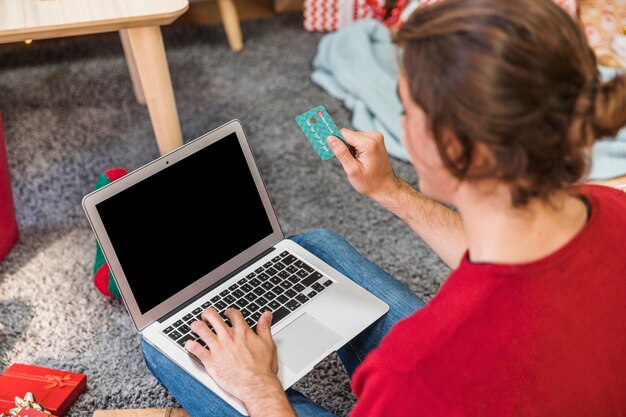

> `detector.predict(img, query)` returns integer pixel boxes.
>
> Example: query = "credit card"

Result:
[294,105,350,160]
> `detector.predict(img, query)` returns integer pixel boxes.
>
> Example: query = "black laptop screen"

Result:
[96,132,274,314]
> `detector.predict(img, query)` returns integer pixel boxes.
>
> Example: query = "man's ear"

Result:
[440,128,464,163]
[440,128,494,176]
[470,142,497,175]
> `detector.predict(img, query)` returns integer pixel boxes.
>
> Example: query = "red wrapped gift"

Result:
[13,408,56,417]
[0,364,86,416]
[0,112,20,263]
[0,392,58,417]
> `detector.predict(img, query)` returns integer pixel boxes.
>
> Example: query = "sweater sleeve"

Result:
[349,362,460,417]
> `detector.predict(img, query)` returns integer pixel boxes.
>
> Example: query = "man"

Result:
[143,0,626,415]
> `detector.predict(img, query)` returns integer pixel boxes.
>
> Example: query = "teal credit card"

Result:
[294,105,349,160]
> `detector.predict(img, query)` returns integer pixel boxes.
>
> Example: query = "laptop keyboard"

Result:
[161,250,334,349]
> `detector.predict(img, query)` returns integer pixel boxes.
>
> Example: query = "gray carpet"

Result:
[0,14,449,416]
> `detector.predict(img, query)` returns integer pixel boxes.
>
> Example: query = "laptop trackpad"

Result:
[275,313,342,373]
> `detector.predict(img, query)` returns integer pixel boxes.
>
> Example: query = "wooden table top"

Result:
[0,0,189,42]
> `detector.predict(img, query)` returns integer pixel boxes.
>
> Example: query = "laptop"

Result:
[82,119,389,415]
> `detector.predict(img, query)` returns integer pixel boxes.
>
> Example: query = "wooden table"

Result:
[0,0,189,155]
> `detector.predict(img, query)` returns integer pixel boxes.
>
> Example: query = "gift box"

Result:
[0,112,19,263]
[303,0,385,32]
[13,407,56,417]
[0,392,58,417]
[93,409,189,417]
[0,364,86,417]
[579,0,626,68]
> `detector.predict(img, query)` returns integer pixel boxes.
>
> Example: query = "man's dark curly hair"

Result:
[394,0,626,206]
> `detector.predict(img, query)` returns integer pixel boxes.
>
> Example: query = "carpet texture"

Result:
[0,15,449,416]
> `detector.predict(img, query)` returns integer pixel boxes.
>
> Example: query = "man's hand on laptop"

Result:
[185,307,296,417]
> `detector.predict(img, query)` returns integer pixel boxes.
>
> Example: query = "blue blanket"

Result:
[311,19,626,180]
[311,19,409,162]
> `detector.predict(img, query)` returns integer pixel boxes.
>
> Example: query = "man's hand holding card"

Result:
[294,106,356,160]
[294,106,398,199]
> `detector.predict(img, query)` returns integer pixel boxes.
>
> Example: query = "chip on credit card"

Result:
[294,106,353,160]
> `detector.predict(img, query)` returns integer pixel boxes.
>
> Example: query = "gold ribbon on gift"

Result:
[43,375,72,390]
[3,392,51,416]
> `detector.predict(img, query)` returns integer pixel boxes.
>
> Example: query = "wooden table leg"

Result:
[119,29,146,105]
[217,0,243,52]
[124,26,183,155]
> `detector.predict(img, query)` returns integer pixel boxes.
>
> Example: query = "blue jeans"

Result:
[142,228,425,416]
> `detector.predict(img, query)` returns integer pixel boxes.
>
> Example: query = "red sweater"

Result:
[350,185,626,417]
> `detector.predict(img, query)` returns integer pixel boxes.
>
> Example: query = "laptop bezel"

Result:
[82,120,284,331]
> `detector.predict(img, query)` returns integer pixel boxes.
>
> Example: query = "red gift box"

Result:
[14,407,58,417]
[0,112,20,263]
[0,364,86,416]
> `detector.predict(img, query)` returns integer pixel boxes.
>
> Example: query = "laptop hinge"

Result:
[157,246,277,323]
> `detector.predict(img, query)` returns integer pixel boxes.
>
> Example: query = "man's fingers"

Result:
[338,129,384,159]
[190,320,217,348]
[328,136,359,173]
[224,307,247,330]
[338,129,362,149]
[256,311,273,342]
[185,339,211,363]
[202,307,229,337]
[340,128,383,146]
